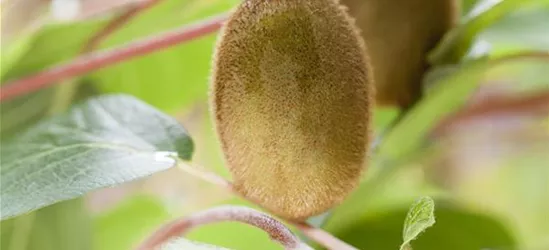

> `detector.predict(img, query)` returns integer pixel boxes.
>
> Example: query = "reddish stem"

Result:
[136,205,308,250]
[433,90,549,136]
[175,161,358,250]
[294,223,357,250]
[82,0,161,53]
[0,13,228,102]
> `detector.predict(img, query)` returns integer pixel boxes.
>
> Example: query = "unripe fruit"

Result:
[341,0,458,108]
[210,0,373,220]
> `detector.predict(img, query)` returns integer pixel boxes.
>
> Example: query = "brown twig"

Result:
[0,13,229,102]
[81,0,162,53]
[136,205,312,250]
[172,161,358,250]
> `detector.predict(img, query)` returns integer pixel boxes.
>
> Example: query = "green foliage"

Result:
[0,0,547,249]
[0,90,56,138]
[319,1,548,249]
[0,20,104,137]
[400,197,436,250]
[429,0,548,64]
[480,2,549,55]
[377,58,490,162]
[330,204,516,250]
[93,195,172,250]
[91,0,240,112]
[0,199,92,250]
[0,94,193,220]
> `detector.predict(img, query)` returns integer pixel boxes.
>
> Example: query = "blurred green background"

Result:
[1,0,548,249]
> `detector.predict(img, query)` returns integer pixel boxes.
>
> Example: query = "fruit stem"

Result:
[175,160,359,250]
[136,205,311,250]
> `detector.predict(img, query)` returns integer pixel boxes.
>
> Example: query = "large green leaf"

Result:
[93,195,171,250]
[0,198,92,250]
[0,94,193,220]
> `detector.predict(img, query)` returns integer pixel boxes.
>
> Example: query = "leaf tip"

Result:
[400,196,436,250]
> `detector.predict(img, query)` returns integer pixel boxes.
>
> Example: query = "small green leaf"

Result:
[161,238,232,250]
[0,94,194,220]
[400,197,436,250]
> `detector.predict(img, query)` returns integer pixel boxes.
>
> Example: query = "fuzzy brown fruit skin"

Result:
[341,0,458,108]
[210,0,373,220]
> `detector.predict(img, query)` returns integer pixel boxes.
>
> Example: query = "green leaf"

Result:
[400,197,436,250]
[428,0,546,64]
[93,195,171,250]
[322,55,548,240]
[0,33,34,80]
[479,4,549,55]
[0,94,194,220]
[461,0,481,16]
[161,238,232,250]
[1,20,104,138]
[0,90,56,138]
[1,20,103,83]
[0,198,92,250]
[376,53,547,168]
[375,60,486,167]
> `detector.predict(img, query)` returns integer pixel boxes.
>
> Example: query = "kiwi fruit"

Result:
[210,0,373,220]
[341,0,458,108]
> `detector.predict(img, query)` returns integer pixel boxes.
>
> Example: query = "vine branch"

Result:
[136,205,312,250]
[81,0,162,53]
[433,90,549,135]
[168,160,359,250]
[0,13,228,102]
